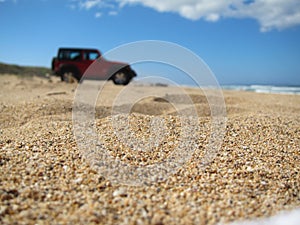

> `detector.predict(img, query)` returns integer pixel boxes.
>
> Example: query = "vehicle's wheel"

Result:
[61,71,78,83]
[112,70,130,85]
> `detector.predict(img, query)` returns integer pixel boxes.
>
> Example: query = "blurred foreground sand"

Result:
[0,75,299,225]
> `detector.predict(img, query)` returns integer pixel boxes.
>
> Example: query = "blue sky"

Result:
[0,0,300,85]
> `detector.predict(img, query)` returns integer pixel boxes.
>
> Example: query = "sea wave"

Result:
[222,85,300,95]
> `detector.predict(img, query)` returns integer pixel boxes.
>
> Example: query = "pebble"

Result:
[113,188,128,197]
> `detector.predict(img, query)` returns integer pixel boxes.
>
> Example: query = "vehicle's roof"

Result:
[58,48,99,51]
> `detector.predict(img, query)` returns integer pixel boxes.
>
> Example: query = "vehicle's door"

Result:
[82,50,104,78]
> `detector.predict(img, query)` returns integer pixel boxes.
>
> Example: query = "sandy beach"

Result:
[0,74,299,225]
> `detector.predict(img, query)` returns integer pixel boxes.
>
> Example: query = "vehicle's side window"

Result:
[84,52,99,61]
[58,51,68,60]
[58,50,81,60]
[70,52,81,61]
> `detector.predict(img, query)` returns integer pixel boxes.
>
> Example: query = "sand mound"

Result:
[0,75,299,225]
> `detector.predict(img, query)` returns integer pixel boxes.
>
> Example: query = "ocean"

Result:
[222,85,300,95]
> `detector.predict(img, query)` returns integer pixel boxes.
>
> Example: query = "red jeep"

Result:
[51,48,136,85]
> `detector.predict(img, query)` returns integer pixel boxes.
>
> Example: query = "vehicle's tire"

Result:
[61,70,79,83]
[112,70,130,85]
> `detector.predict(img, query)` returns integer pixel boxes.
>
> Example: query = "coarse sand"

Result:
[0,75,299,225]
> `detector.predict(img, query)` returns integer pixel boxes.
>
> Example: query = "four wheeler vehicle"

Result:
[51,48,136,85]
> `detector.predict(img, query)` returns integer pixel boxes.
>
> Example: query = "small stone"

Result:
[74,177,83,184]
[113,188,127,197]
[63,165,69,171]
